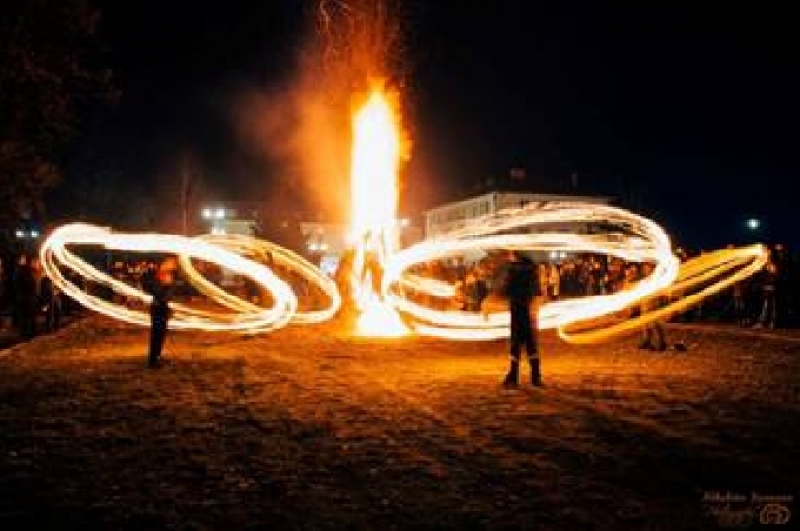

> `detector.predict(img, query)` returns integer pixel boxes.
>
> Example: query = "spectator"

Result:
[12,254,37,339]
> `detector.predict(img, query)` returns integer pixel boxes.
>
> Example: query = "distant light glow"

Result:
[746,218,760,230]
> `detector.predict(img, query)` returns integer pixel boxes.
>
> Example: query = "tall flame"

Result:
[349,86,409,336]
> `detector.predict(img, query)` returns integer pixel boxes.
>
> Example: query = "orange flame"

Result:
[349,84,409,336]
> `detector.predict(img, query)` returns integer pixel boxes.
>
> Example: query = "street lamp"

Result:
[746,218,761,231]
[14,229,40,239]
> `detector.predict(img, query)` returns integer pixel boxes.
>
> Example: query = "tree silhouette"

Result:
[0,0,118,227]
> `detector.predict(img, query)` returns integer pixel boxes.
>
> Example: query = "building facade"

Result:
[425,192,613,238]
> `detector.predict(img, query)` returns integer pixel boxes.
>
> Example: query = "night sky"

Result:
[64,1,799,249]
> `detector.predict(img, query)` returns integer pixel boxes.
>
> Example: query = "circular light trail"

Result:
[558,243,767,343]
[40,223,299,332]
[381,202,768,343]
[177,233,341,325]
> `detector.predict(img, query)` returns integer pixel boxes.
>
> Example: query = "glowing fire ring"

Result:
[558,243,767,343]
[39,223,298,332]
[382,202,768,343]
[177,233,341,324]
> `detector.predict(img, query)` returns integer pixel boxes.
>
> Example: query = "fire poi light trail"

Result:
[379,201,769,343]
[39,224,338,332]
[178,233,341,325]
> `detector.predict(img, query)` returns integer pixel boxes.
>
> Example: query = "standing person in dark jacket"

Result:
[755,259,778,329]
[12,254,37,339]
[142,261,174,368]
[501,250,543,388]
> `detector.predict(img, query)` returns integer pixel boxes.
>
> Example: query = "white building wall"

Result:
[212,219,256,236]
[425,193,496,238]
[425,192,613,239]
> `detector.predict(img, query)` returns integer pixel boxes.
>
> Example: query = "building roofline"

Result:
[426,192,497,214]
[426,190,615,214]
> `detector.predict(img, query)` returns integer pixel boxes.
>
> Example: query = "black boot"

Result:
[530,357,543,387]
[502,360,519,388]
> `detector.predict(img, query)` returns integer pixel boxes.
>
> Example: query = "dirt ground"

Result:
[0,316,797,529]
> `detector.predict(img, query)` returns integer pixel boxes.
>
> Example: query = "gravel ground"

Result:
[1,316,797,529]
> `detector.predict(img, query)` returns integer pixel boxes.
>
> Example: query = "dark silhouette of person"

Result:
[12,254,37,339]
[333,249,355,305]
[364,251,383,297]
[732,280,748,327]
[464,271,488,312]
[638,263,667,351]
[755,259,778,329]
[38,274,62,332]
[501,250,542,387]
[360,234,384,300]
[142,262,173,368]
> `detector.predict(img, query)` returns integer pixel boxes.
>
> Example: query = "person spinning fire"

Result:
[142,259,175,368]
[501,250,543,388]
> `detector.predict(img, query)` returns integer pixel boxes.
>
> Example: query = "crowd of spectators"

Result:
[0,252,70,340]
[1,242,796,343]
[413,243,798,330]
